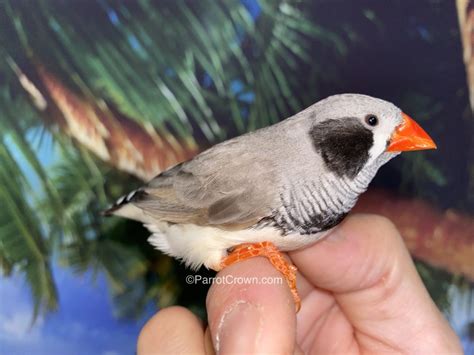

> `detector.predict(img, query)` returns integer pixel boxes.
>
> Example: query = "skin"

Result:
[137,214,463,354]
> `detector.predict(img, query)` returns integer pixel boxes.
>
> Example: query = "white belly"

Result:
[145,222,330,270]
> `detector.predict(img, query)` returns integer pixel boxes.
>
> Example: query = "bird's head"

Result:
[308,94,436,179]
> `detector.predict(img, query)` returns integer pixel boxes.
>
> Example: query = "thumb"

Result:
[206,257,296,354]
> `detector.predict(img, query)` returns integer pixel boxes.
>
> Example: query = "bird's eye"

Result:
[365,115,378,127]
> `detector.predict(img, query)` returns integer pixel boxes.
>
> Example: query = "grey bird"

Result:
[104,94,436,308]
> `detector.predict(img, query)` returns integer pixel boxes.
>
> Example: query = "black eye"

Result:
[365,115,378,127]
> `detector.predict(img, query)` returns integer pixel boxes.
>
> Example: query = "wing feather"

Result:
[133,138,278,229]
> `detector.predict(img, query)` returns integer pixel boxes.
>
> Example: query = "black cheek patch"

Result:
[310,118,373,179]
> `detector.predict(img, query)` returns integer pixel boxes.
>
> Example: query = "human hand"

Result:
[137,214,462,354]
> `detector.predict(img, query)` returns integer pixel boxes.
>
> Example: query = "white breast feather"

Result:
[145,222,330,270]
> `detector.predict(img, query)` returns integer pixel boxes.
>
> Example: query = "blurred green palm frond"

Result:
[0,140,57,321]
[1,0,343,141]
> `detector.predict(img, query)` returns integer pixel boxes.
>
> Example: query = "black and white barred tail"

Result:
[102,189,146,216]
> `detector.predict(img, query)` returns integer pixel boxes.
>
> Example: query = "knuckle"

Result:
[370,214,398,233]
[137,306,191,348]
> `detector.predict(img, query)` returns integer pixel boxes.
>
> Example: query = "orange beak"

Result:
[386,113,437,152]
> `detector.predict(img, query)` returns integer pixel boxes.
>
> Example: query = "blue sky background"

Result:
[0,262,152,355]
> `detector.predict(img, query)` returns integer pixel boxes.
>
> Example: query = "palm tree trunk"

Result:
[15,61,198,181]
[354,189,474,280]
[457,0,474,110]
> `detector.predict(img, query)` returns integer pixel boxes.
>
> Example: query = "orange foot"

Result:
[219,241,301,312]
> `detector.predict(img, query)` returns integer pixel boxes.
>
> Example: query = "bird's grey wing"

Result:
[134,139,278,229]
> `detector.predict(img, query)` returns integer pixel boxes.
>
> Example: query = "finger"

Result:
[137,306,206,354]
[291,214,403,292]
[290,213,462,353]
[206,257,296,354]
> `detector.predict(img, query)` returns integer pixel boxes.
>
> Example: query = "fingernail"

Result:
[215,301,262,354]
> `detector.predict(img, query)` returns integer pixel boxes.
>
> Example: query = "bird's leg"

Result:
[219,241,300,312]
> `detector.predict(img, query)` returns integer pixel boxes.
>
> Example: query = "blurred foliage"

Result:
[0,0,472,323]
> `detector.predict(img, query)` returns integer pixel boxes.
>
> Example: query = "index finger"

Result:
[206,257,296,354]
